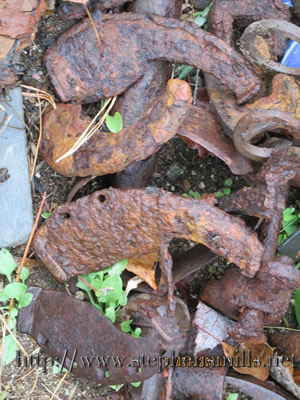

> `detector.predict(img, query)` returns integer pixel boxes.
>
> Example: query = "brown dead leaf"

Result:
[126,252,158,290]
[293,368,300,385]
[222,341,273,381]
[0,36,15,58]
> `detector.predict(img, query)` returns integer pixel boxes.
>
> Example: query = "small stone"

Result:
[166,164,181,182]
[0,88,33,247]
[191,170,197,176]
[198,181,205,189]
[171,186,175,191]
[181,179,191,192]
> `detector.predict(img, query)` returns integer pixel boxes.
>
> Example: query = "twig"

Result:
[30,91,43,180]
[0,192,46,362]
[0,312,29,357]
[50,370,69,400]
[83,3,104,55]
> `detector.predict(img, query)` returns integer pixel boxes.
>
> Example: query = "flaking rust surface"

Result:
[41,79,192,177]
[17,287,163,384]
[32,187,263,282]
[45,13,261,104]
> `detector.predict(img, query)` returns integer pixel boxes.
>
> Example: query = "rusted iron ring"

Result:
[233,110,300,162]
[240,19,300,78]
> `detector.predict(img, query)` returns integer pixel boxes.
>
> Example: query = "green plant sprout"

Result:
[105,112,123,134]
[215,178,232,198]
[41,212,52,219]
[226,394,239,400]
[182,189,201,199]
[0,248,33,365]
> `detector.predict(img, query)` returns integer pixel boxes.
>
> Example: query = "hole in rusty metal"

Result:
[61,212,71,219]
[99,194,106,203]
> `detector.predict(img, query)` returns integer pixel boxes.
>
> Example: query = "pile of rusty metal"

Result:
[2,0,300,397]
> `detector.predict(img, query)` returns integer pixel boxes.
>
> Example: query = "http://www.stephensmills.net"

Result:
[16,350,296,374]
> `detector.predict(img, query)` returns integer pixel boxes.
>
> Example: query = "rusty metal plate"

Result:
[268,331,300,362]
[17,286,162,384]
[45,13,261,104]
[179,104,254,175]
[32,187,263,282]
[41,79,192,177]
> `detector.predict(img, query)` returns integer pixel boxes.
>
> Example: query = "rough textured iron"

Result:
[233,110,300,162]
[112,0,182,187]
[240,19,300,77]
[31,187,264,282]
[45,13,261,104]
[208,0,290,45]
[41,79,192,177]
[218,147,300,218]
[17,287,163,384]
[200,256,300,343]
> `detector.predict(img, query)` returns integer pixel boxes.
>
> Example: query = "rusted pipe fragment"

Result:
[240,19,300,78]
[201,256,300,343]
[41,80,192,177]
[208,0,290,45]
[45,13,261,104]
[17,287,162,384]
[233,110,300,162]
[179,104,254,175]
[31,187,263,282]
[225,371,297,400]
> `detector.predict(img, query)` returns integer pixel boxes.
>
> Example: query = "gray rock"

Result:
[166,164,181,182]
[0,87,33,247]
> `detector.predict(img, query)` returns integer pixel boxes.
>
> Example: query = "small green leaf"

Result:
[19,266,30,282]
[0,334,19,365]
[118,290,127,307]
[188,190,201,200]
[223,188,231,196]
[226,394,239,400]
[0,293,9,302]
[105,370,110,378]
[0,249,16,283]
[106,112,123,134]
[109,384,124,391]
[224,178,233,187]
[295,289,300,327]
[132,327,142,338]
[296,262,300,269]
[52,361,67,374]
[18,292,33,308]
[131,382,141,388]
[41,213,52,219]
[105,306,116,323]
[178,65,194,80]
[182,193,189,198]
[121,319,133,333]
[215,191,224,198]
[283,208,295,221]
[107,259,128,276]
[3,283,27,301]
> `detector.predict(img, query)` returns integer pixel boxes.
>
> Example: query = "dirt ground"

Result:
[1,2,300,400]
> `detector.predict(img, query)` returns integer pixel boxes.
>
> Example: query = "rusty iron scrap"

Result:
[240,19,300,78]
[219,147,300,217]
[45,13,261,104]
[233,111,300,162]
[31,187,264,282]
[200,255,300,343]
[41,79,192,177]
[179,104,254,175]
[208,0,290,45]
[17,286,163,384]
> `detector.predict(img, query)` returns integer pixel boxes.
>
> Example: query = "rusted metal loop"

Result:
[233,110,300,162]
[240,19,300,78]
